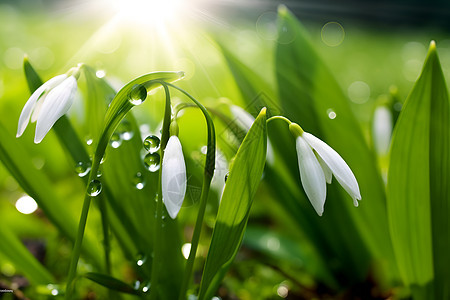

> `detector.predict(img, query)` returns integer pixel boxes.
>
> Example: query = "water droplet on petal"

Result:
[141,283,150,293]
[143,152,160,172]
[143,135,160,152]
[87,180,102,197]
[133,172,146,190]
[75,161,91,177]
[129,84,147,105]
[110,132,123,148]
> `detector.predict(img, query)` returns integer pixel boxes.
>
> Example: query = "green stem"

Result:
[148,84,171,300]
[163,84,216,300]
[178,179,211,300]
[266,115,292,125]
[65,136,109,299]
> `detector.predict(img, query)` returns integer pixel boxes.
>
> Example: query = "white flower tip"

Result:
[34,134,44,144]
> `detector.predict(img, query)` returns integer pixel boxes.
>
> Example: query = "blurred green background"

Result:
[0,0,448,299]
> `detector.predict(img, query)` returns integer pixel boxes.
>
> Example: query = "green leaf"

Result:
[198,108,267,300]
[0,123,102,268]
[0,225,54,285]
[387,42,449,299]
[274,6,396,284]
[84,272,141,295]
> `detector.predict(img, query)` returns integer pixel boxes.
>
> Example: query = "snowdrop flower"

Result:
[230,105,275,164]
[289,123,361,216]
[16,66,81,143]
[372,105,393,156]
[161,135,187,219]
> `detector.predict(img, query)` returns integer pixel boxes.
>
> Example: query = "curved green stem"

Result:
[149,84,171,300]
[266,115,292,125]
[162,84,216,300]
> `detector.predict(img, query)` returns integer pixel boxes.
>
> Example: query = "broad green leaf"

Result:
[84,272,140,295]
[275,6,396,283]
[0,225,54,285]
[387,42,449,299]
[198,108,267,300]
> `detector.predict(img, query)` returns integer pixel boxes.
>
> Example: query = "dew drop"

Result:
[133,172,146,190]
[141,283,150,293]
[86,138,93,146]
[143,152,161,172]
[143,135,160,152]
[129,84,147,105]
[118,120,134,141]
[200,145,207,154]
[136,253,147,267]
[110,132,123,148]
[75,161,91,177]
[224,173,229,183]
[87,180,102,197]
[327,109,337,119]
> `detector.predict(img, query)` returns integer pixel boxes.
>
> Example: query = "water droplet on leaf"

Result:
[110,132,123,148]
[133,172,146,190]
[118,120,134,141]
[75,161,91,177]
[136,253,147,267]
[87,180,102,197]
[129,84,147,105]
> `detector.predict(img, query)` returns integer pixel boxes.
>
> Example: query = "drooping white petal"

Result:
[16,74,67,137]
[303,132,361,205]
[230,105,275,164]
[230,105,254,131]
[316,152,332,184]
[162,135,187,219]
[34,76,77,143]
[295,136,327,216]
[372,105,392,156]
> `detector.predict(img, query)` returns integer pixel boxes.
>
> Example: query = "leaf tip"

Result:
[430,40,436,50]
[278,4,288,16]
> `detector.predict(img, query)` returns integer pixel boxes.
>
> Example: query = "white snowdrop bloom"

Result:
[230,105,275,164]
[372,105,393,156]
[17,71,79,143]
[162,135,187,219]
[290,123,361,216]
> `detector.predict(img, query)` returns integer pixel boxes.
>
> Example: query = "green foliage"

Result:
[199,108,267,299]
[387,42,450,299]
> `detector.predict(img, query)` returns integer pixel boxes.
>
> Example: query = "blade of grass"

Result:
[0,225,54,285]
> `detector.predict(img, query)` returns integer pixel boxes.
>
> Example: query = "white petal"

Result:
[316,153,332,184]
[16,74,67,137]
[295,136,327,216]
[303,132,361,205]
[34,76,77,143]
[230,105,254,131]
[266,139,275,165]
[162,136,187,219]
[230,105,275,165]
[372,106,392,155]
